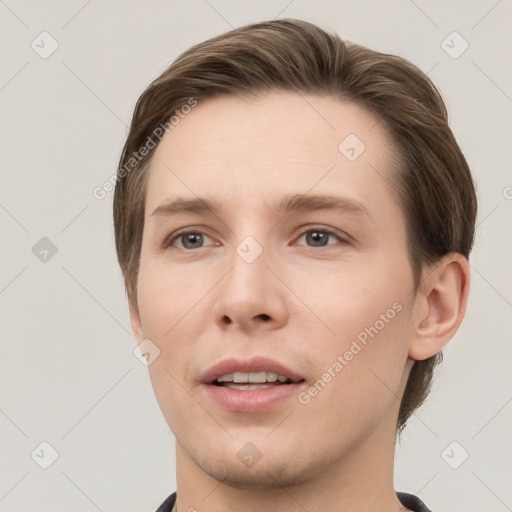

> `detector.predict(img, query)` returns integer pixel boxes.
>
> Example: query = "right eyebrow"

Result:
[151,197,219,217]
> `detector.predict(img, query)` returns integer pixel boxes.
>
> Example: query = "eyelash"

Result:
[163,225,349,250]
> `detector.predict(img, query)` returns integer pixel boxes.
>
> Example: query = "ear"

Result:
[409,253,471,361]
[129,300,145,345]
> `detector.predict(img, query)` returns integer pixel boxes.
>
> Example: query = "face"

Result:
[131,92,419,488]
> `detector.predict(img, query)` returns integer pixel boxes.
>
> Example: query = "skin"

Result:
[129,92,470,512]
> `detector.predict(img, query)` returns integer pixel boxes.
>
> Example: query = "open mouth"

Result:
[201,357,306,411]
[211,371,303,390]
[203,362,306,412]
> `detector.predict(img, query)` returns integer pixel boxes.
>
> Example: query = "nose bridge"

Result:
[211,223,288,330]
[235,232,266,268]
[228,231,268,294]
[225,210,270,275]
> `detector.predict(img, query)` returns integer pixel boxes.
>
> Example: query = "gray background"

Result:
[1,0,511,510]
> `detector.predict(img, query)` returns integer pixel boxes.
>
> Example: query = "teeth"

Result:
[248,372,266,383]
[216,373,233,382]
[216,371,290,383]
[224,383,274,390]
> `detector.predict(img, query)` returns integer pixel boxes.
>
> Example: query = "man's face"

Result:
[132,92,419,487]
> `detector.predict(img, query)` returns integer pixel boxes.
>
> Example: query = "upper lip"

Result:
[200,356,305,384]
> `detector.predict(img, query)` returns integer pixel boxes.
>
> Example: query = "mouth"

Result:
[201,357,306,412]
[212,371,297,390]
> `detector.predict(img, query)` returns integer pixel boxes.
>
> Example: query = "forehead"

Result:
[144,92,401,222]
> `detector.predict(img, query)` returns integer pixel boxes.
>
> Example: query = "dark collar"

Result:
[156,491,433,511]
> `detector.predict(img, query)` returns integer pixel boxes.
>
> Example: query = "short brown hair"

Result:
[113,18,477,433]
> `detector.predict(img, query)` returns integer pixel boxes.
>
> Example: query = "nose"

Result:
[211,237,289,333]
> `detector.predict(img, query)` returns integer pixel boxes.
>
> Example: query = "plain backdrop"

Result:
[1,1,511,511]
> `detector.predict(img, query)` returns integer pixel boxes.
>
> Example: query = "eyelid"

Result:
[163,224,351,249]
[294,224,350,245]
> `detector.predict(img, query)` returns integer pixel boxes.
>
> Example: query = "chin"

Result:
[196,453,309,490]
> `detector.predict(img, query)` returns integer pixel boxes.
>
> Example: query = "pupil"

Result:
[308,231,327,247]
[184,233,202,248]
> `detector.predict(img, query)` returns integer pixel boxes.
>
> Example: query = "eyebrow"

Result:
[151,193,372,221]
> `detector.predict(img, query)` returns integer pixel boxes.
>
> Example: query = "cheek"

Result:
[294,258,414,412]
[136,256,211,339]
[136,257,214,423]
[302,295,414,432]
[291,253,412,348]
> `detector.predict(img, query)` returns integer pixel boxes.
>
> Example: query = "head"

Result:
[114,19,476,487]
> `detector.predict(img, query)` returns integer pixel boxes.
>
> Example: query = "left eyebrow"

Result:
[275,193,372,220]
[151,193,373,222]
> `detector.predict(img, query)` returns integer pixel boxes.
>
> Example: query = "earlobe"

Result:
[409,253,471,361]
[129,301,144,344]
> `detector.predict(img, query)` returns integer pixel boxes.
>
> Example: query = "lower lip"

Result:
[203,382,304,412]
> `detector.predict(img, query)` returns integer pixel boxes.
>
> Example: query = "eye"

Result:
[164,229,216,250]
[295,226,347,248]
[163,226,348,251]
